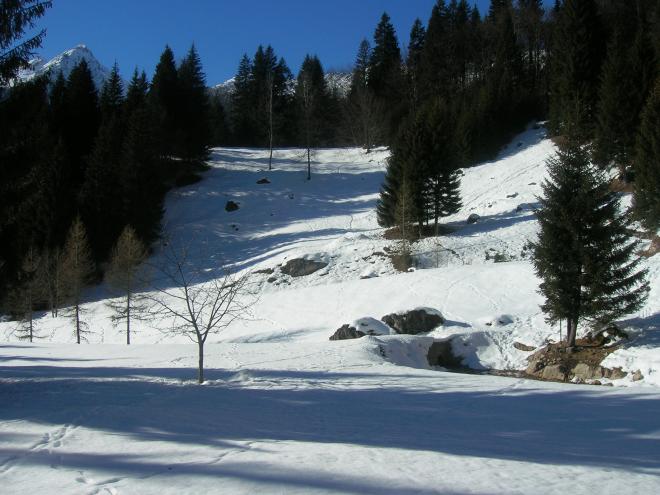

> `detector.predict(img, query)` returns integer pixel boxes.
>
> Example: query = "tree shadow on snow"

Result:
[1,364,659,489]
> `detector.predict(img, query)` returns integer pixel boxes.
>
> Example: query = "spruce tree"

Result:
[177,44,210,162]
[99,62,124,120]
[634,77,660,231]
[149,45,179,158]
[0,0,51,85]
[347,39,381,150]
[549,0,603,139]
[230,54,255,145]
[61,217,95,344]
[124,68,149,117]
[368,12,405,142]
[533,135,649,348]
[594,5,656,172]
[406,19,426,112]
[63,60,100,185]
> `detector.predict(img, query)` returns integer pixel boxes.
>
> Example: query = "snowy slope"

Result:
[1,125,660,494]
[14,45,112,89]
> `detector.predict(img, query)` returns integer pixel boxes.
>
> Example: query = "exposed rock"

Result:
[381,308,445,335]
[516,205,523,212]
[585,323,629,347]
[525,343,627,383]
[513,342,536,352]
[329,324,365,341]
[506,192,519,198]
[281,258,328,277]
[256,178,271,184]
[427,340,464,368]
[225,200,240,212]
[255,267,274,275]
[632,370,644,382]
[467,213,480,224]
[266,276,277,283]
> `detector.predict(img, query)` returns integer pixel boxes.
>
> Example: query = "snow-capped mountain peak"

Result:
[16,45,113,89]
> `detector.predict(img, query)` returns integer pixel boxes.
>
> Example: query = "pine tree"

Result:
[533,135,649,348]
[420,0,451,99]
[105,226,148,345]
[149,45,179,158]
[124,68,149,117]
[368,12,405,142]
[634,77,660,231]
[63,60,100,185]
[549,0,604,139]
[0,0,51,85]
[406,19,426,112]
[230,54,255,145]
[99,62,124,121]
[594,4,656,172]
[60,217,95,344]
[177,44,210,162]
[295,54,329,178]
[209,93,230,146]
[346,39,381,150]
[377,153,404,228]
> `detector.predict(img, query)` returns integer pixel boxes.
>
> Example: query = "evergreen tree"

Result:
[377,153,405,228]
[549,0,604,138]
[63,60,100,186]
[79,111,124,260]
[368,12,405,142]
[634,77,660,231]
[594,4,656,172]
[124,68,149,117]
[0,0,51,85]
[420,1,451,99]
[60,217,95,344]
[295,54,329,178]
[230,54,255,145]
[149,45,179,158]
[533,135,649,348]
[406,19,426,112]
[177,44,210,162]
[105,225,148,345]
[209,93,230,146]
[346,39,381,150]
[99,62,124,121]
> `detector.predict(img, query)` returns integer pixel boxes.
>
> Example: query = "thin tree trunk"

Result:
[197,340,204,384]
[126,290,131,345]
[268,79,274,171]
[307,146,311,181]
[75,302,81,344]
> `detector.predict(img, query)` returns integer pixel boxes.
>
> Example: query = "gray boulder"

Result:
[281,258,328,277]
[329,324,365,341]
[381,308,445,335]
[225,200,240,212]
[467,213,480,224]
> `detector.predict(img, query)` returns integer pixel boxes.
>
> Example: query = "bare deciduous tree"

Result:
[105,225,149,345]
[60,216,95,344]
[8,246,44,342]
[146,238,254,383]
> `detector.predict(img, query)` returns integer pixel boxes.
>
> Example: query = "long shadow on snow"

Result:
[1,365,659,477]
[146,167,386,290]
[445,207,538,238]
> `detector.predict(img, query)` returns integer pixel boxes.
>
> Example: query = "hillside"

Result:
[1,125,660,494]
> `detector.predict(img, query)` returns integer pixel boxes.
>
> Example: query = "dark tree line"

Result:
[0,41,213,318]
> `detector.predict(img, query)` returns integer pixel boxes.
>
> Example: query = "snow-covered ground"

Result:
[1,125,659,493]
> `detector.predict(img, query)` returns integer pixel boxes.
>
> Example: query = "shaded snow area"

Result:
[2,125,660,493]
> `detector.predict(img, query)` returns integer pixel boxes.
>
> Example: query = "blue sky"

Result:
[37,1,504,85]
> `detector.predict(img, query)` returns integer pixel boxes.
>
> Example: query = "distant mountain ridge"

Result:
[15,45,113,89]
